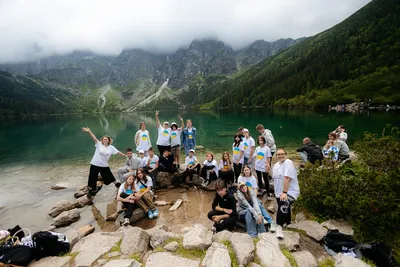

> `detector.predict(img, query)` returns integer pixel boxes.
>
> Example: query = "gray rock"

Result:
[71,232,122,267]
[287,220,327,241]
[212,230,232,243]
[183,224,213,250]
[43,225,57,231]
[201,242,231,267]
[52,208,80,227]
[248,263,262,267]
[156,172,173,187]
[295,211,307,222]
[51,182,68,190]
[118,226,150,256]
[203,180,217,191]
[164,241,179,252]
[65,225,95,249]
[146,224,171,236]
[108,251,122,258]
[256,239,290,267]
[28,256,71,267]
[76,224,95,237]
[180,227,193,234]
[230,233,254,267]
[292,251,318,267]
[116,208,146,226]
[150,228,179,249]
[103,259,142,267]
[74,185,88,198]
[192,174,205,186]
[259,231,300,251]
[145,252,200,267]
[334,253,370,267]
[73,195,93,208]
[321,219,354,236]
[48,200,75,217]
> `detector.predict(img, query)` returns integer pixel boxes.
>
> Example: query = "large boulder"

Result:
[28,256,71,267]
[52,208,80,227]
[212,230,232,243]
[321,219,354,236]
[256,239,290,267]
[118,226,150,256]
[259,231,300,251]
[149,228,180,249]
[287,220,327,241]
[116,208,146,226]
[74,185,88,198]
[156,172,173,187]
[103,259,142,267]
[48,200,75,217]
[192,174,205,186]
[201,242,231,267]
[71,232,122,267]
[183,224,213,250]
[334,253,370,267]
[230,233,254,267]
[291,251,318,267]
[145,252,200,267]
[73,195,93,208]
[64,224,95,249]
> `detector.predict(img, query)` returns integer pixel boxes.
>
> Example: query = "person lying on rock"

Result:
[158,149,178,174]
[81,127,126,198]
[237,182,266,238]
[207,179,237,232]
[134,168,159,219]
[182,149,201,184]
[200,152,218,186]
[117,175,137,226]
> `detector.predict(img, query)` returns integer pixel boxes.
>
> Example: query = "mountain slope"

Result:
[196,0,400,108]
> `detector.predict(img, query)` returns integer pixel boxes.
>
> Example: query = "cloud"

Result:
[0,0,370,63]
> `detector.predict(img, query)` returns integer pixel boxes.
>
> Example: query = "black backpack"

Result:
[32,231,70,260]
[322,229,358,253]
[0,245,34,266]
[360,242,397,267]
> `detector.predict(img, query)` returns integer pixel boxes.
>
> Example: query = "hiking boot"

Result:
[86,188,98,199]
[270,222,277,233]
[276,225,284,239]
[122,218,130,226]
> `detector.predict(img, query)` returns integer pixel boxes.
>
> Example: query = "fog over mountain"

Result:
[0,0,369,63]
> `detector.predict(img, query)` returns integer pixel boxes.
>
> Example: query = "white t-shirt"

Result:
[118,183,134,195]
[135,178,153,193]
[147,155,159,169]
[136,130,151,151]
[138,156,148,168]
[232,142,244,164]
[156,126,171,146]
[203,159,219,176]
[219,160,231,171]
[254,146,272,172]
[90,141,119,167]
[170,129,182,147]
[272,159,300,199]
[243,136,255,158]
[185,156,198,167]
[238,175,258,191]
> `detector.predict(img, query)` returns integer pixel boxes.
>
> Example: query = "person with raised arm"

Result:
[155,110,171,156]
[170,116,184,168]
[182,119,197,156]
[81,127,126,198]
[134,122,152,157]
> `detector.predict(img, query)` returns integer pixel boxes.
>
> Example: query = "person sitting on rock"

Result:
[201,152,219,186]
[296,137,324,165]
[207,179,237,232]
[322,140,339,161]
[237,182,266,238]
[138,150,148,168]
[145,147,159,186]
[117,175,137,226]
[328,132,350,161]
[218,151,235,187]
[158,149,177,174]
[117,148,140,183]
[134,168,158,219]
[182,149,201,184]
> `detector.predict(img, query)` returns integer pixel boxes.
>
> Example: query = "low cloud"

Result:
[0,0,370,63]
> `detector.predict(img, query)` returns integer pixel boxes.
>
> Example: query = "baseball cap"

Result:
[171,122,178,127]
[189,149,195,153]
[243,128,249,133]
[163,121,169,125]
[138,150,144,154]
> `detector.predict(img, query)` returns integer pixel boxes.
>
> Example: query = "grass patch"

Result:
[318,257,335,267]
[109,238,122,253]
[151,237,206,260]
[362,258,377,267]
[253,237,260,246]
[130,253,142,263]
[222,241,239,267]
[280,247,298,267]
[63,251,79,261]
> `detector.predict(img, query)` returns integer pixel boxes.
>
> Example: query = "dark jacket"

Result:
[159,154,175,168]
[296,142,324,164]
[212,192,237,218]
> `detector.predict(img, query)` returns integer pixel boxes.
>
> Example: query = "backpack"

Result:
[322,229,358,254]
[360,242,397,267]
[32,231,70,260]
[0,245,34,266]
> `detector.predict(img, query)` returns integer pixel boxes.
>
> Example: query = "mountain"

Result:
[0,38,303,114]
[195,0,400,108]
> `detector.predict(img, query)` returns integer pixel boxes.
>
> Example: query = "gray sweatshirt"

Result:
[334,140,350,156]
[124,156,140,171]
[237,188,262,219]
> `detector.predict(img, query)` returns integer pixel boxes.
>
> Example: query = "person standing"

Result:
[242,129,255,167]
[253,136,273,199]
[266,149,300,239]
[256,124,276,167]
[232,133,244,183]
[155,110,171,156]
[170,117,184,168]
[182,119,197,156]
[81,127,126,198]
[117,148,140,183]
[134,122,152,157]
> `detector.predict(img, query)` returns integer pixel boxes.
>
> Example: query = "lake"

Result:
[0,108,399,166]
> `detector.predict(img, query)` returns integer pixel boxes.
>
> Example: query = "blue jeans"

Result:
[239,210,266,238]
[184,140,196,156]
[258,199,274,224]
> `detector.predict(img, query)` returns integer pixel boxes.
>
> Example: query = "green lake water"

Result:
[0,108,399,166]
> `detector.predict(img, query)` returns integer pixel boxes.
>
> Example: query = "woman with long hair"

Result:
[218,151,235,186]
[135,122,152,157]
[117,175,136,226]
[232,133,244,183]
[201,152,218,186]
[134,168,158,219]
[82,127,126,198]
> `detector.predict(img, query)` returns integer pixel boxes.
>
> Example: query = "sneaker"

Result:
[270,222,277,233]
[122,218,130,226]
[86,188,98,198]
[263,218,268,225]
[152,209,159,218]
[276,225,284,239]
[147,210,154,219]
[115,182,121,188]
[211,224,217,232]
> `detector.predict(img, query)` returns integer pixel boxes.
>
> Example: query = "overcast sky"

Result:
[0,0,370,63]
